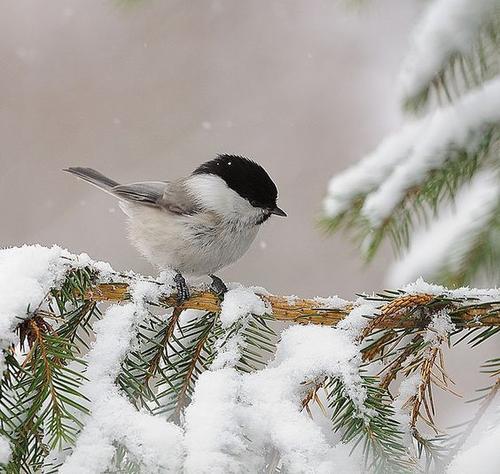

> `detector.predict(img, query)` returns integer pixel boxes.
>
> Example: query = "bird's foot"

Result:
[209,274,228,300]
[174,273,190,304]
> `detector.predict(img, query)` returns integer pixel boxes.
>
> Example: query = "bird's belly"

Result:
[177,219,259,275]
[123,205,185,270]
[123,204,259,275]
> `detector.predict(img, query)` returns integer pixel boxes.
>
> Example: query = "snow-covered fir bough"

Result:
[320,0,500,471]
[323,0,500,288]
[0,245,499,473]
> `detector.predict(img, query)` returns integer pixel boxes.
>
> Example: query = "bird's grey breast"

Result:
[179,213,259,275]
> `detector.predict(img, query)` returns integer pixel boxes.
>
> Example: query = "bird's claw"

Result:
[174,273,190,304]
[209,275,228,300]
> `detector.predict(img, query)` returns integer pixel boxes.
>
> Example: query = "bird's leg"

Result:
[209,274,228,299]
[174,272,190,304]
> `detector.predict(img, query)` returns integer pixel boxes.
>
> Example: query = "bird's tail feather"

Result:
[64,167,120,194]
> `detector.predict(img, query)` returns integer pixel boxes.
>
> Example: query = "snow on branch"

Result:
[364,78,500,225]
[398,0,499,107]
[387,169,500,286]
[324,77,500,228]
[58,300,183,473]
[86,277,500,329]
[323,0,500,290]
[1,245,500,472]
[324,79,500,257]
[323,120,424,218]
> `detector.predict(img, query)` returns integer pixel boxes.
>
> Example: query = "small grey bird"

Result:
[64,154,286,301]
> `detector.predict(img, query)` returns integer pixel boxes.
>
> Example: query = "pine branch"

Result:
[5,317,89,472]
[379,335,424,390]
[324,128,499,262]
[408,346,442,432]
[151,310,220,422]
[116,306,184,409]
[402,9,500,113]
[433,186,500,287]
[2,257,499,472]
[170,312,216,423]
[326,376,415,473]
[83,283,500,329]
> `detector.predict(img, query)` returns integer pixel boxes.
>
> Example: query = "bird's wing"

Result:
[112,181,167,206]
[158,181,201,216]
[114,180,200,216]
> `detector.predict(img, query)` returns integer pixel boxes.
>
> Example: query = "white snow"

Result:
[392,373,420,429]
[424,309,455,346]
[313,295,350,309]
[0,436,11,465]
[0,245,69,347]
[284,294,300,305]
[398,0,499,101]
[401,276,500,302]
[183,368,251,473]
[60,283,183,473]
[0,245,114,374]
[183,304,376,474]
[447,401,500,474]
[336,303,376,337]
[387,170,500,285]
[323,120,423,217]
[362,77,500,225]
[219,286,267,328]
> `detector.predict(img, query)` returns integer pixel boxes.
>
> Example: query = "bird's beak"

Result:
[271,207,287,217]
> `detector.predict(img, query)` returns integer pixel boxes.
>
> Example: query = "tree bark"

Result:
[84,283,500,329]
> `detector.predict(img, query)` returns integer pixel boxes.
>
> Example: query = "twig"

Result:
[379,335,424,390]
[409,347,442,433]
[144,307,182,385]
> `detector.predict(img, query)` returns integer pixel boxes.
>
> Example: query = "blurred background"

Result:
[0,0,422,298]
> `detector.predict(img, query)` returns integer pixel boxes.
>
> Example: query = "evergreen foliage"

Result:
[323,0,500,287]
[0,261,499,472]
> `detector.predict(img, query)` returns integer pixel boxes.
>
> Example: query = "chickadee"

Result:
[64,154,286,301]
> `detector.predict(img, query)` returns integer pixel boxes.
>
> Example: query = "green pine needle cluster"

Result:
[404,14,500,113]
[1,267,98,473]
[326,376,414,474]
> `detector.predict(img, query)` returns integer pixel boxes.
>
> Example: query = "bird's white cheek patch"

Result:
[186,174,261,221]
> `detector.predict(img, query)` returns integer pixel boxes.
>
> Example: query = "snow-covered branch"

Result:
[323,0,500,289]
[1,245,499,473]
[398,0,500,108]
[387,170,500,286]
[85,279,500,329]
[325,77,500,227]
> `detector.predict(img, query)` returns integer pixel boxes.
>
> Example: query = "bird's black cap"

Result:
[193,154,285,215]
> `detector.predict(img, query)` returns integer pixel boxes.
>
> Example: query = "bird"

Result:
[64,154,286,302]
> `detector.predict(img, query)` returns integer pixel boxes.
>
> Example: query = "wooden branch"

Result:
[83,283,500,330]
[84,283,500,330]
[86,283,349,325]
